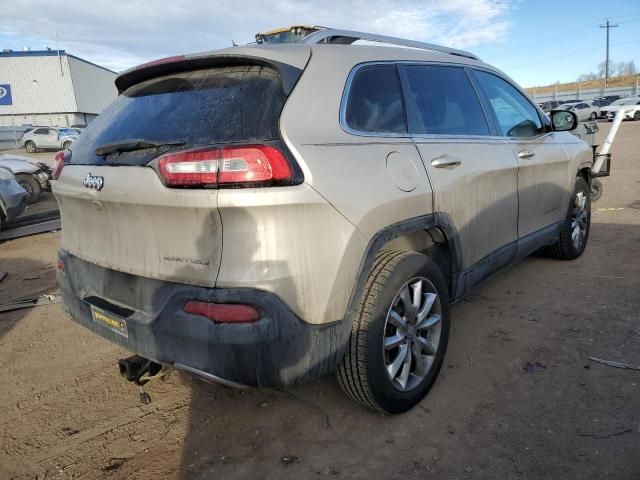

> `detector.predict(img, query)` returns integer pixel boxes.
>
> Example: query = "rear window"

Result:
[69,65,286,165]
[344,65,407,134]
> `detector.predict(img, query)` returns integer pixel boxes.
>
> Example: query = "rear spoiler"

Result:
[115,54,305,96]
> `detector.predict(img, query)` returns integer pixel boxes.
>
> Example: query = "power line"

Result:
[504,39,640,71]
[600,19,619,86]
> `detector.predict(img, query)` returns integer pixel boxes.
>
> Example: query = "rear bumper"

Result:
[57,250,349,387]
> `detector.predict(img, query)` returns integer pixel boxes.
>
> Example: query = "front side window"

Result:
[403,65,489,136]
[474,70,544,138]
[345,65,407,134]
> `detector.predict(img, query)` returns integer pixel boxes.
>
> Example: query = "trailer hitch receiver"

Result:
[118,355,166,404]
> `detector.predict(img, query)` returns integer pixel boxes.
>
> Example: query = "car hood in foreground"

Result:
[0,155,42,174]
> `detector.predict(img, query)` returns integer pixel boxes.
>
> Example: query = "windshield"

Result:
[69,65,286,166]
[611,98,638,106]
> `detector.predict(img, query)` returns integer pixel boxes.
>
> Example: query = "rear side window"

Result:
[473,70,544,138]
[403,65,489,136]
[69,65,286,165]
[344,65,407,134]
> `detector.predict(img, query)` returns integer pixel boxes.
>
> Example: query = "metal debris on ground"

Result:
[588,356,640,371]
[0,272,6,282]
[579,427,633,439]
[0,293,60,313]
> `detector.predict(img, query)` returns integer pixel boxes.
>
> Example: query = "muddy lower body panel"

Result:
[57,250,350,387]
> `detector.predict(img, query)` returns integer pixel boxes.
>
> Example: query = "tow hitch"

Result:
[118,355,168,404]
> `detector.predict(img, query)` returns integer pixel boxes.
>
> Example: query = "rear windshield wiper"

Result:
[95,138,185,156]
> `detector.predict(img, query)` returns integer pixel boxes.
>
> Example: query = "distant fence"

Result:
[0,125,29,150]
[528,84,639,103]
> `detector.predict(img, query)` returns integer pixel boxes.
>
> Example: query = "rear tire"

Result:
[25,141,37,153]
[634,111,640,121]
[336,250,450,414]
[16,174,41,204]
[546,177,590,259]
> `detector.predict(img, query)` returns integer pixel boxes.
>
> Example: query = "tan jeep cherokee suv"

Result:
[53,29,592,413]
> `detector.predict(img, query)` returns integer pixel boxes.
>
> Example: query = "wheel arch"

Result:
[345,213,463,323]
[577,165,591,186]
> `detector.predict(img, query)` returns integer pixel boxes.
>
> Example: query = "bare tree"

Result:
[577,60,636,81]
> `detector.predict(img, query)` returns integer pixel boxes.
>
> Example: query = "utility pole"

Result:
[600,19,618,87]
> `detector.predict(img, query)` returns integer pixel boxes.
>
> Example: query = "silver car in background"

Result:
[20,127,78,153]
[557,101,600,121]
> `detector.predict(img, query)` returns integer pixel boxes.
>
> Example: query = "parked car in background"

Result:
[538,100,564,112]
[0,167,28,231]
[53,29,593,413]
[20,127,78,153]
[592,96,622,116]
[557,101,600,121]
[591,98,612,108]
[0,153,52,203]
[597,95,621,103]
[603,97,640,121]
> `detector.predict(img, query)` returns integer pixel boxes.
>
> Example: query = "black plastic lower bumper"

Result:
[57,250,350,387]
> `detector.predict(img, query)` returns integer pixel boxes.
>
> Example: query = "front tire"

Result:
[336,250,450,414]
[63,141,72,150]
[546,177,590,259]
[25,141,37,153]
[589,112,597,121]
[16,174,41,204]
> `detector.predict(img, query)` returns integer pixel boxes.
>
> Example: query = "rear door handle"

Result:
[518,150,536,159]
[431,154,462,169]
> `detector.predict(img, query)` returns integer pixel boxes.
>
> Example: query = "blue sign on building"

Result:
[0,84,12,105]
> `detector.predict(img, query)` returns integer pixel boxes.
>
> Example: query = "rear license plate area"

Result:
[91,305,128,338]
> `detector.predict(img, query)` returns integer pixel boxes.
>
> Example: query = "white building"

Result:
[0,49,118,128]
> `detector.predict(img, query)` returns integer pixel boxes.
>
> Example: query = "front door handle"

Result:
[518,150,536,159]
[431,154,462,169]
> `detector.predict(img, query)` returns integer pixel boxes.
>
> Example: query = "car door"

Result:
[44,129,60,148]
[471,69,572,240]
[399,64,519,278]
[31,128,49,148]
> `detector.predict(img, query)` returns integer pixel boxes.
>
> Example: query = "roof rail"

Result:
[300,28,480,61]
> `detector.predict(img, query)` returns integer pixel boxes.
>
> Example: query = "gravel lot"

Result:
[1,122,639,479]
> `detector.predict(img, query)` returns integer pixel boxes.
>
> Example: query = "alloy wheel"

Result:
[571,191,588,249]
[383,277,442,392]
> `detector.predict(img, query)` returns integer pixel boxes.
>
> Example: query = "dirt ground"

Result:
[1,123,639,480]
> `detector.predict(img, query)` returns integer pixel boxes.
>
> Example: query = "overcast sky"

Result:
[1,0,639,87]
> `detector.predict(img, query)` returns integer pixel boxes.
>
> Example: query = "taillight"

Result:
[155,145,293,188]
[184,301,260,323]
[52,150,69,180]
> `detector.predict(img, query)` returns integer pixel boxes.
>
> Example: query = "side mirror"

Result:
[550,110,578,131]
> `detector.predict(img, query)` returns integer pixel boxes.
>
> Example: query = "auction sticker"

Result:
[91,306,128,338]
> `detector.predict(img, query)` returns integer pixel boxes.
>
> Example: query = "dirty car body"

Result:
[53,32,594,413]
